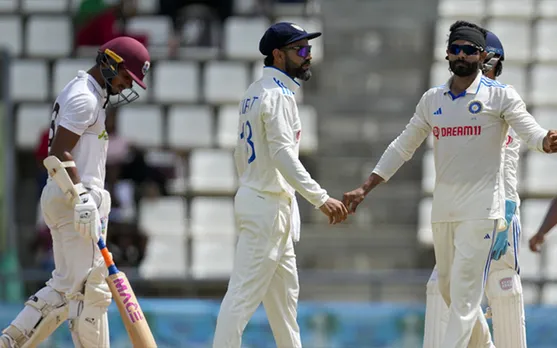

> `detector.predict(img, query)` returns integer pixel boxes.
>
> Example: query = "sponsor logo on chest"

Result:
[432,125,482,139]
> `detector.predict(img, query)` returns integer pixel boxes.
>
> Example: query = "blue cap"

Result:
[259,22,321,56]
[485,31,504,59]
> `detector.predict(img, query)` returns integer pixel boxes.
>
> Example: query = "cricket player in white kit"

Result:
[343,23,557,348]
[0,36,150,348]
[423,26,527,348]
[213,22,348,348]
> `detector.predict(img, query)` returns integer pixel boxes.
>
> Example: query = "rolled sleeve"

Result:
[58,94,97,136]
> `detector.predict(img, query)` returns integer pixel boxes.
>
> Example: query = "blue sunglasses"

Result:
[282,45,312,58]
[448,44,481,56]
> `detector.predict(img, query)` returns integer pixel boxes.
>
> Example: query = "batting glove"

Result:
[491,199,517,260]
[74,189,101,243]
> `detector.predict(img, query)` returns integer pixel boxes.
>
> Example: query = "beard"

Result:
[285,57,312,81]
[449,59,480,77]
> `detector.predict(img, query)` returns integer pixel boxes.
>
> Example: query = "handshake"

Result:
[319,187,367,225]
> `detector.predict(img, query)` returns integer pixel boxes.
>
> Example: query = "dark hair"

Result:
[449,20,488,39]
[264,55,274,67]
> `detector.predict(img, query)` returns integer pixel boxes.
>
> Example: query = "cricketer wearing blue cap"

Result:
[423,26,527,348]
[212,22,348,348]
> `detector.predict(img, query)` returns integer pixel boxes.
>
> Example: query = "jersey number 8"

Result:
[47,103,60,152]
[240,121,256,164]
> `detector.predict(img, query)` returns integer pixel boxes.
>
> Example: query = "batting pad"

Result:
[485,269,527,348]
[424,270,449,348]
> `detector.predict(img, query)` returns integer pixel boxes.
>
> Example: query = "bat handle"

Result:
[97,238,120,276]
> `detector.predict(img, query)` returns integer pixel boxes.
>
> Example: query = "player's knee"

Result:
[486,269,521,299]
[2,286,68,348]
[68,263,111,348]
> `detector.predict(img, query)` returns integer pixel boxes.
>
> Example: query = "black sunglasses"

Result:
[281,45,312,58]
[448,44,482,56]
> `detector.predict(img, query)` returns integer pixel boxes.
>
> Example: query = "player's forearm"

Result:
[538,198,557,236]
[371,143,407,182]
[272,147,329,207]
[506,112,547,152]
[361,173,385,196]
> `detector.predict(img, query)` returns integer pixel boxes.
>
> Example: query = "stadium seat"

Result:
[542,284,557,304]
[190,197,235,237]
[138,196,187,237]
[153,61,199,103]
[0,16,22,56]
[223,17,269,60]
[52,59,91,96]
[486,0,534,18]
[252,61,264,81]
[522,284,539,305]
[485,19,531,63]
[217,105,240,149]
[538,0,557,18]
[11,60,48,101]
[437,0,484,18]
[233,0,258,15]
[0,0,17,12]
[518,244,542,278]
[544,244,557,279]
[16,104,51,150]
[139,236,188,279]
[417,197,433,246]
[500,64,527,100]
[421,150,435,194]
[126,16,171,47]
[203,61,249,104]
[25,16,71,58]
[275,16,324,63]
[521,199,553,239]
[298,105,318,154]
[117,105,163,148]
[523,153,557,196]
[429,61,450,87]
[167,105,213,149]
[22,0,67,12]
[534,20,557,62]
[433,18,455,62]
[190,235,235,279]
[531,65,557,106]
[137,0,158,14]
[531,107,557,130]
[189,149,236,194]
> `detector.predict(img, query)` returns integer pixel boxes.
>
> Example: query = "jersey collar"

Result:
[81,70,107,99]
[442,70,483,99]
[263,66,301,93]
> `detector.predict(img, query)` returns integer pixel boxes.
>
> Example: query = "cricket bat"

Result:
[43,154,157,348]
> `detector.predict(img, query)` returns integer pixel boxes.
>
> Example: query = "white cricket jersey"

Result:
[373,72,546,223]
[48,70,108,189]
[234,67,329,208]
[503,128,520,206]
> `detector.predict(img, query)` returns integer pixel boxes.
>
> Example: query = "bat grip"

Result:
[97,237,120,276]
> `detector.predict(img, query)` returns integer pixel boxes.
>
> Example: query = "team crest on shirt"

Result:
[468,100,483,114]
[97,130,109,140]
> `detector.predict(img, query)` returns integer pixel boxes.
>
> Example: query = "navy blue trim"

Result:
[447,90,467,100]
[263,66,300,86]
[483,221,497,289]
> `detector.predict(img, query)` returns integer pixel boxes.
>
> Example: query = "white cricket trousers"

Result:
[213,186,301,348]
[432,219,496,348]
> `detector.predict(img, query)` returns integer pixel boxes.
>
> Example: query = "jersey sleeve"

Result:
[503,128,520,203]
[58,94,98,136]
[262,91,329,207]
[372,92,432,181]
[501,86,547,152]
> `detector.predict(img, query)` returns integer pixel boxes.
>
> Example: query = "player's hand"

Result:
[342,187,366,214]
[319,198,348,224]
[529,232,546,252]
[543,130,557,153]
[74,193,101,243]
[491,229,509,260]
